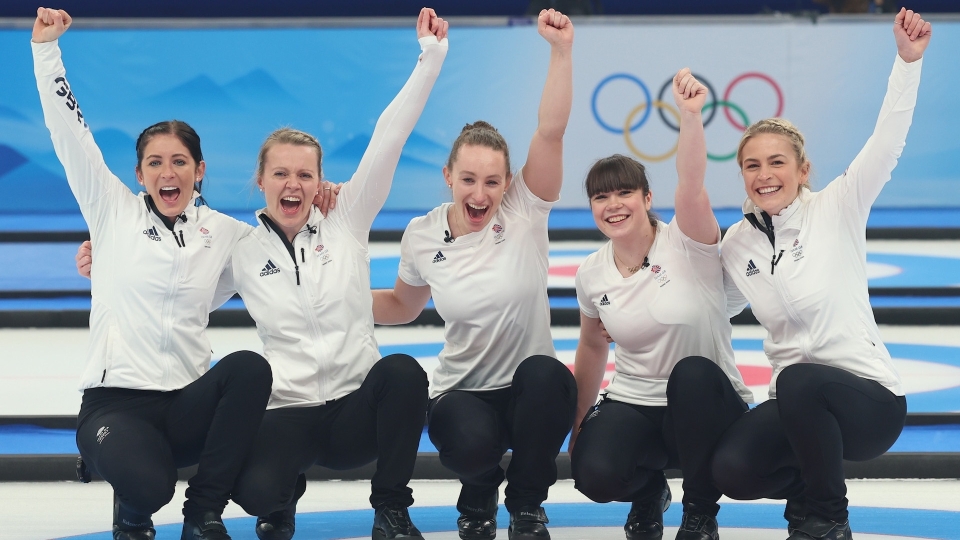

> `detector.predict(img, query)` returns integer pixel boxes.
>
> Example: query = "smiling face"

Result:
[739,133,810,215]
[258,143,321,241]
[445,144,511,234]
[590,187,654,240]
[135,133,204,218]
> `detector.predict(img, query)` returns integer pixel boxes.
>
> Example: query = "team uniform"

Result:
[34,40,271,521]
[713,55,920,525]
[227,35,446,517]
[398,169,577,514]
[572,218,752,517]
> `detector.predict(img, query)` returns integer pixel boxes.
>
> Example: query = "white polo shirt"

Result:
[398,169,557,397]
[720,55,921,399]
[576,218,752,407]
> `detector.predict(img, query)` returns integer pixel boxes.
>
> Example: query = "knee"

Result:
[710,446,756,500]
[218,350,273,391]
[775,364,823,417]
[115,470,177,515]
[374,354,428,394]
[429,421,502,478]
[514,355,577,400]
[572,454,627,503]
[666,356,721,398]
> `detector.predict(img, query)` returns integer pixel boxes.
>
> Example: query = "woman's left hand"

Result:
[312,181,342,216]
[893,7,932,63]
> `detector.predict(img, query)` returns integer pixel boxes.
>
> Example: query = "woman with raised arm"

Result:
[372,9,575,540]
[711,9,931,540]
[224,10,447,540]
[32,7,272,540]
[568,70,753,540]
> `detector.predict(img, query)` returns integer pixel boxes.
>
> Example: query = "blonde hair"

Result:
[256,128,323,179]
[446,121,511,175]
[736,118,810,190]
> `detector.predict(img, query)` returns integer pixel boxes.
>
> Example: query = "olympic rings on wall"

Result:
[591,72,784,162]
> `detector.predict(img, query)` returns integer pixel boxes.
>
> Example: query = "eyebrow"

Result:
[145,153,189,160]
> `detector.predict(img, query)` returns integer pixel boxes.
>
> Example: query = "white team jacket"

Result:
[34,41,252,392]
[224,35,447,409]
[721,55,922,398]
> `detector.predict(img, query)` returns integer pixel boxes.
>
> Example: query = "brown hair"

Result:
[585,154,657,227]
[135,120,206,203]
[736,118,811,190]
[446,121,511,174]
[256,127,323,179]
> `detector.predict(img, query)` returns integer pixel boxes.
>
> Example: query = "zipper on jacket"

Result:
[745,210,785,274]
[301,247,305,263]
[771,250,784,274]
[260,213,317,286]
[173,230,185,247]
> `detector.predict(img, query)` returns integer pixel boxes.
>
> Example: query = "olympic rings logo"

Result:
[591,72,784,162]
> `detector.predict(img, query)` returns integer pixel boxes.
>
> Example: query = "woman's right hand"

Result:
[76,240,91,279]
[32,7,72,43]
[416,7,448,41]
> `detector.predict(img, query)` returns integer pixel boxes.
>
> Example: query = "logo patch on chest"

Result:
[790,239,805,262]
[433,251,446,263]
[746,259,760,277]
[599,294,611,306]
[143,226,161,242]
[651,264,670,287]
[492,223,505,244]
[199,226,213,248]
[260,260,280,277]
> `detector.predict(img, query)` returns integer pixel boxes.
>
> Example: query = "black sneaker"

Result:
[180,510,231,540]
[625,482,672,540]
[784,497,806,536]
[457,490,498,540]
[787,514,851,540]
[675,513,718,540]
[113,492,156,540]
[255,506,295,540]
[372,505,424,540]
[507,506,549,540]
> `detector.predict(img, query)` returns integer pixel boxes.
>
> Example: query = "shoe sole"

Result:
[372,530,425,540]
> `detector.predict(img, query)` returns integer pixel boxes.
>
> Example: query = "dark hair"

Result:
[135,120,206,205]
[446,121,511,174]
[585,154,657,227]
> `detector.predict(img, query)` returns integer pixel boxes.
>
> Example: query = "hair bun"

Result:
[461,120,498,134]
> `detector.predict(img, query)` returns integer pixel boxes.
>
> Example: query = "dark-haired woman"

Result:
[568,70,752,540]
[33,8,272,540]
[372,9,575,540]
[712,10,930,540]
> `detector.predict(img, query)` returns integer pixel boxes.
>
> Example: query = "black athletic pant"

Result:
[712,363,907,523]
[76,351,272,519]
[572,356,748,516]
[232,354,429,515]
[426,355,578,514]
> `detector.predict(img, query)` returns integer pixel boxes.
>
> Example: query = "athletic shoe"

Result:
[784,497,806,535]
[457,490,498,540]
[372,505,425,539]
[180,510,231,540]
[507,506,550,539]
[674,512,719,540]
[786,514,852,540]
[625,481,672,540]
[112,492,156,540]
[255,506,295,540]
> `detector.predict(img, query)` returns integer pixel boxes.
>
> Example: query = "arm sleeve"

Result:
[500,166,556,224]
[723,265,749,318]
[823,55,922,223]
[397,225,428,287]
[33,40,133,235]
[336,36,448,241]
[575,268,599,319]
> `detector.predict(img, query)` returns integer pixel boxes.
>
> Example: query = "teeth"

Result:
[607,215,627,223]
[758,186,780,194]
[467,203,487,210]
[160,186,178,191]
[282,196,301,202]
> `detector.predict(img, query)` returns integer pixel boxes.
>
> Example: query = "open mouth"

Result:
[606,214,628,224]
[465,202,488,223]
[159,186,180,204]
[757,186,781,196]
[280,196,302,216]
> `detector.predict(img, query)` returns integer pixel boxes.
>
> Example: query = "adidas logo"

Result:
[142,226,161,241]
[432,251,446,263]
[746,259,760,277]
[599,294,610,306]
[259,260,280,277]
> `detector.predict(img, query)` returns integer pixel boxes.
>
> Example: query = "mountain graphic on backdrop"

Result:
[148,75,243,113]
[0,144,76,213]
[224,69,300,107]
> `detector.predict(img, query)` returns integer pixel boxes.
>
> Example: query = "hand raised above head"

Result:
[32,7,72,43]
[417,7,448,41]
[894,8,932,63]
[672,67,708,115]
[538,8,574,50]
